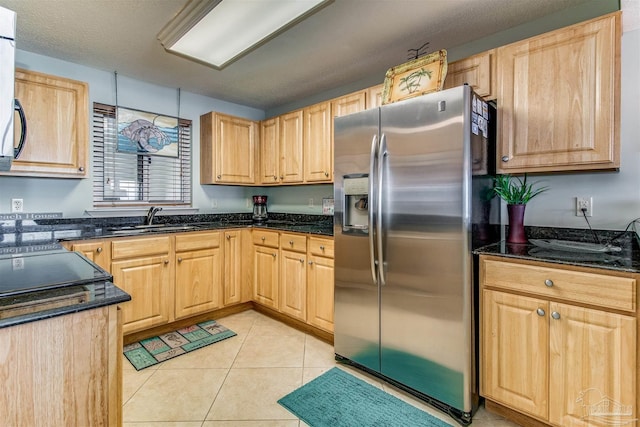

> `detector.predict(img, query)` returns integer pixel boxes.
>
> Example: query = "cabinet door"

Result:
[366,84,384,110]
[443,50,495,100]
[307,254,334,332]
[303,102,332,182]
[548,302,636,427]
[175,248,221,320]
[279,249,307,321]
[111,254,171,334]
[71,240,111,272]
[4,69,88,178]
[215,113,258,183]
[496,13,620,173]
[332,91,366,118]
[259,117,280,184]
[279,110,304,183]
[253,245,279,308]
[482,290,548,419]
[223,230,243,306]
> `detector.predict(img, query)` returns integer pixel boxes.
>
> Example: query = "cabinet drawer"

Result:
[280,233,307,253]
[308,237,334,258]
[482,258,636,312]
[252,230,279,248]
[111,236,170,259]
[175,231,220,251]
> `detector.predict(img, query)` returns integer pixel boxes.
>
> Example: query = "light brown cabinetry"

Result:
[200,111,259,184]
[279,232,307,321]
[252,229,280,309]
[174,232,222,320]
[223,229,243,306]
[332,91,366,118]
[480,255,637,427]
[496,12,620,173]
[279,110,305,183]
[0,305,122,426]
[1,69,88,178]
[366,84,385,109]
[111,236,172,334]
[306,236,335,332]
[67,240,111,271]
[443,50,496,100]
[303,102,332,183]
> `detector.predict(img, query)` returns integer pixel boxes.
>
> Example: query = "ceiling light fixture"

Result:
[158,0,333,69]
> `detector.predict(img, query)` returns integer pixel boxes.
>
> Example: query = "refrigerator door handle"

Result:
[377,133,387,286]
[368,134,378,285]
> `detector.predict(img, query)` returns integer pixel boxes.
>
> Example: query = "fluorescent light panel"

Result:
[162,0,330,69]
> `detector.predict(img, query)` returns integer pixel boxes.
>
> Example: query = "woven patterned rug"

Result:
[278,367,453,427]
[124,320,236,370]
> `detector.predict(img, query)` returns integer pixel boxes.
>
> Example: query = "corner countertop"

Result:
[474,227,640,273]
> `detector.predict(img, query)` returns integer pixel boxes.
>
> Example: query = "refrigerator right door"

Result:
[378,86,472,412]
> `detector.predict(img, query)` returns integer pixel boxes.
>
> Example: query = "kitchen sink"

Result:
[108,224,201,235]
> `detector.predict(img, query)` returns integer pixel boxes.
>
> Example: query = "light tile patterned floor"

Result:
[122,309,520,426]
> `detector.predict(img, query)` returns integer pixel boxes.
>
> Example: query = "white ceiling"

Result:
[0,0,598,111]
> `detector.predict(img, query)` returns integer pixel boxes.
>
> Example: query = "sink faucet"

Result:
[145,206,162,225]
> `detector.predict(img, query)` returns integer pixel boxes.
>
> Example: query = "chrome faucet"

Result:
[145,206,162,225]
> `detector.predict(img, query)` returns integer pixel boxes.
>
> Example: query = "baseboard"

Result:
[251,302,334,345]
[484,399,550,427]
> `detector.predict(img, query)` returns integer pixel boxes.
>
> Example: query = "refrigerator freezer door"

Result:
[0,6,16,171]
[378,86,473,412]
[334,107,381,372]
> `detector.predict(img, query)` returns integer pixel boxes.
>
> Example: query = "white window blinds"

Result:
[92,103,192,207]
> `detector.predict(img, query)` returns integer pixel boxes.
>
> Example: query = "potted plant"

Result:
[493,174,548,244]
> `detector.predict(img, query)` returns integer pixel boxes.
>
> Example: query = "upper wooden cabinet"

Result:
[1,69,88,178]
[366,84,384,110]
[200,112,259,184]
[303,101,332,183]
[259,111,304,184]
[496,12,621,173]
[443,50,496,100]
[332,91,366,118]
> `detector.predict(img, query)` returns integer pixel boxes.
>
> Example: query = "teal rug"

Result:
[123,320,236,370]
[278,367,453,427]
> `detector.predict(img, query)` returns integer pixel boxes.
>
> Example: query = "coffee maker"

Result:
[252,195,268,223]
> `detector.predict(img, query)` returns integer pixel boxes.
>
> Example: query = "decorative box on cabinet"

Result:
[200,111,259,184]
[496,12,620,173]
[1,69,88,178]
[480,254,637,427]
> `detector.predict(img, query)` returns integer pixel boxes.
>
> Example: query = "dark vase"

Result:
[507,204,527,244]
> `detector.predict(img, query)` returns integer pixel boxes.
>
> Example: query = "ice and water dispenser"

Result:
[342,175,369,233]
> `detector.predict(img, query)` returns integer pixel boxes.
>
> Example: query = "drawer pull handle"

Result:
[551,311,561,320]
[290,240,294,245]
[536,308,545,316]
[299,259,304,263]
[273,175,278,180]
[164,260,169,265]
[319,245,325,250]
[261,236,266,241]
[308,261,313,265]
[544,279,554,287]
[96,247,103,253]
[272,253,276,258]
[226,235,231,240]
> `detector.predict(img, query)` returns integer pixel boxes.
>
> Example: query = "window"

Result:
[92,103,192,207]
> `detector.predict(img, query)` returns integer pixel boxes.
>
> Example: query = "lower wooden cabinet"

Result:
[306,237,335,332]
[223,229,243,306]
[111,236,172,334]
[480,255,637,427]
[279,232,308,321]
[174,232,222,320]
[65,240,111,271]
[253,230,280,309]
[0,305,122,426]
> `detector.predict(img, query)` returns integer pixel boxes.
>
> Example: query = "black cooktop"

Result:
[0,251,112,297]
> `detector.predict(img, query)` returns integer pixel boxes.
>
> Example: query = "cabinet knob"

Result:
[501,156,509,162]
[217,175,221,179]
[300,258,304,263]
[536,308,545,316]
[289,240,294,245]
[273,175,278,181]
[272,253,277,258]
[96,247,102,253]
[261,236,266,241]
[308,261,313,265]
[324,171,329,177]
[178,257,182,263]
[319,245,325,250]
[226,234,231,240]
[164,260,169,265]
[544,279,554,287]
[280,176,284,180]
[551,311,561,320]
[79,166,85,172]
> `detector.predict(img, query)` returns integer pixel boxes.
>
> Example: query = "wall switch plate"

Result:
[575,196,593,217]
[11,199,24,213]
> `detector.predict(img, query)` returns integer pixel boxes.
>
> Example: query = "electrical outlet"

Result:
[575,197,593,217]
[308,198,314,207]
[246,198,251,208]
[11,198,23,213]
[212,198,218,209]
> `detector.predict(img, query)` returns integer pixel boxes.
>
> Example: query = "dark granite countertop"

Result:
[474,226,640,273]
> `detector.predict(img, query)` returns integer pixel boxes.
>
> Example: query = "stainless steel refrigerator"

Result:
[333,85,498,425]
